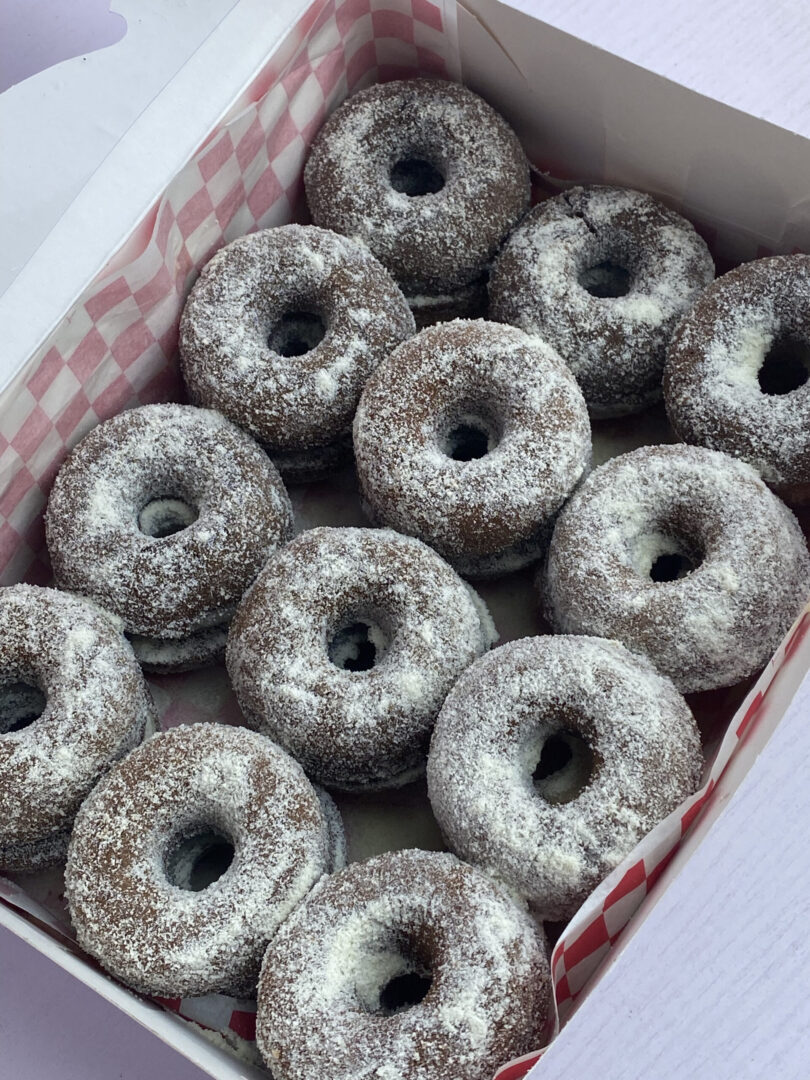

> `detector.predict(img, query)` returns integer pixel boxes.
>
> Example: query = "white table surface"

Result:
[2,3,810,1080]
[511,0,810,139]
[536,675,810,1080]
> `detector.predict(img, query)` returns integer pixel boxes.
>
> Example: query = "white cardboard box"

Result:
[1,2,809,1078]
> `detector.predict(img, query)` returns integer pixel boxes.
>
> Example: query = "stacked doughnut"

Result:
[46,403,293,674]
[180,225,415,482]
[2,73,809,1080]
[305,78,531,325]
[0,586,155,871]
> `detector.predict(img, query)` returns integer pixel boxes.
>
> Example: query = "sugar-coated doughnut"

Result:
[128,623,228,676]
[407,277,489,329]
[65,723,339,998]
[0,586,154,871]
[428,635,701,921]
[305,79,530,318]
[542,444,810,692]
[665,254,810,504]
[314,784,347,872]
[46,403,292,672]
[270,433,354,486]
[179,225,415,481]
[227,527,496,790]
[489,186,715,416]
[353,320,591,577]
[256,849,551,1080]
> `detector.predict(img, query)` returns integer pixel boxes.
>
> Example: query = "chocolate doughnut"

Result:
[46,403,292,673]
[0,586,154,872]
[65,723,339,998]
[179,225,415,481]
[542,444,810,693]
[305,79,530,320]
[353,320,591,577]
[665,254,810,504]
[314,784,347,872]
[408,277,489,329]
[256,849,551,1080]
[428,635,701,922]
[226,527,496,790]
[270,434,355,486]
[128,623,228,676]
[489,186,715,416]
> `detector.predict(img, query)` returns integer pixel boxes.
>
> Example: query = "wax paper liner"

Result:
[0,1,809,1077]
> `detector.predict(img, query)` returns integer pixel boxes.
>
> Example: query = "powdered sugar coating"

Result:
[543,444,810,692]
[46,403,293,642]
[65,723,337,998]
[353,320,591,577]
[226,527,496,790]
[179,225,414,472]
[0,585,155,872]
[489,186,715,417]
[305,79,530,296]
[427,635,701,921]
[256,849,550,1080]
[665,254,810,497]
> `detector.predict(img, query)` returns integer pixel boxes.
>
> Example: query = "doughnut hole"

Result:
[438,406,503,462]
[531,729,595,805]
[757,332,810,395]
[390,155,445,197]
[165,826,236,892]
[268,310,327,358]
[631,528,704,583]
[578,260,632,299]
[355,930,434,1017]
[328,614,392,673]
[139,497,199,539]
[379,970,433,1015]
[576,239,635,299]
[0,679,47,735]
[650,551,694,582]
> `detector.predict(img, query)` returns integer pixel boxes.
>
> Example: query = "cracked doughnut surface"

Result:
[489,186,715,416]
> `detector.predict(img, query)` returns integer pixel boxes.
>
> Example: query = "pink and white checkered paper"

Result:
[0,0,457,588]
[1,2,809,1078]
[492,601,810,1079]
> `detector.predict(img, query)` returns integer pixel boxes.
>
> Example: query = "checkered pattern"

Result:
[1,1,809,1076]
[154,994,258,1046]
[0,0,455,588]
[494,603,810,1080]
